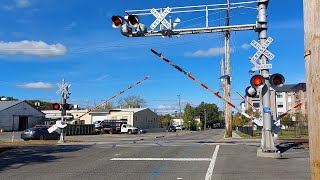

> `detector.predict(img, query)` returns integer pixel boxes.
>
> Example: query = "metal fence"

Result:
[237,126,253,136]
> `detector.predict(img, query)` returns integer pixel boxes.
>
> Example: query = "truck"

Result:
[95,120,139,134]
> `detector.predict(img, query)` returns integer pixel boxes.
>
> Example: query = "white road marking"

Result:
[205,145,220,180]
[110,158,212,161]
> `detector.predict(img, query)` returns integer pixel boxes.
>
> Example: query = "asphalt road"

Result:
[0,129,311,180]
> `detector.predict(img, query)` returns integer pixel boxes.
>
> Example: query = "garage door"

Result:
[92,115,106,123]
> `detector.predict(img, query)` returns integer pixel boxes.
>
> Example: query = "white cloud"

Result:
[96,75,109,81]
[241,43,251,50]
[16,0,31,8]
[185,47,234,57]
[0,40,67,57]
[17,82,54,89]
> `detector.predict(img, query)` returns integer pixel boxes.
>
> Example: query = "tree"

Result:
[159,114,172,127]
[194,102,220,128]
[26,100,54,110]
[183,103,196,130]
[232,112,248,128]
[281,115,294,127]
[245,107,260,119]
[0,96,18,101]
[117,95,146,108]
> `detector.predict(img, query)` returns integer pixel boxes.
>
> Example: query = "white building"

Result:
[42,109,91,125]
[89,108,159,129]
[0,101,45,131]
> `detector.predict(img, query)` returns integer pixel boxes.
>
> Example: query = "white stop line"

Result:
[110,158,211,161]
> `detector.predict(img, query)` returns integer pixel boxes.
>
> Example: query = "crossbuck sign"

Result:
[249,37,275,72]
[150,7,171,30]
[56,81,71,95]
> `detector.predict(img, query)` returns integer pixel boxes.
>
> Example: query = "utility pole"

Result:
[303,0,320,178]
[178,95,182,125]
[220,59,225,129]
[224,0,232,138]
[204,109,207,130]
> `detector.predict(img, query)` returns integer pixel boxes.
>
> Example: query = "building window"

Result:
[276,92,283,98]
[253,102,260,108]
[277,102,284,108]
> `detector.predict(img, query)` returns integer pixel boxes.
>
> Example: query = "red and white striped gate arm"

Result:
[236,91,259,112]
[275,98,307,123]
[150,49,251,119]
[77,76,150,120]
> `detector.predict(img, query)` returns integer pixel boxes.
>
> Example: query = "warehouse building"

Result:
[0,101,45,131]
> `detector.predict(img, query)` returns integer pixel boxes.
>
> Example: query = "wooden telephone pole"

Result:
[224,0,232,138]
[303,0,320,179]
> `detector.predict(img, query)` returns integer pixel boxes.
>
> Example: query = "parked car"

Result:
[167,125,176,132]
[21,127,60,141]
[175,125,183,130]
[137,127,147,134]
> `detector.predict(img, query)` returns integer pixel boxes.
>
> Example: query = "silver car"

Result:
[21,127,60,141]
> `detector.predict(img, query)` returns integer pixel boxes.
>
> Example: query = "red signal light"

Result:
[253,77,262,86]
[114,19,121,26]
[111,16,123,28]
[250,75,265,89]
[52,103,60,110]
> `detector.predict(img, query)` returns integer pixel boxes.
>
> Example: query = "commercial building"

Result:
[0,101,45,131]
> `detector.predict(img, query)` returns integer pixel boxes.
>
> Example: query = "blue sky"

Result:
[0,0,304,114]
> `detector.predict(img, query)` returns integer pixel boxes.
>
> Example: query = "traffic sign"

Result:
[250,63,272,72]
[150,7,171,30]
[263,107,271,113]
[56,81,71,95]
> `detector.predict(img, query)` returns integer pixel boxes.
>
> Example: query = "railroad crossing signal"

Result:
[150,7,172,30]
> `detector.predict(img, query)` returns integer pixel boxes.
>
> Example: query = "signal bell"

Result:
[270,73,285,88]
[250,75,265,89]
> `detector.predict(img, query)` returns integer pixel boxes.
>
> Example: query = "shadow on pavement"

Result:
[0,144,92,172]
[276,142,304,153]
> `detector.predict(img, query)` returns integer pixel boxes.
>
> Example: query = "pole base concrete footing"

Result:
[257,148,282,158]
